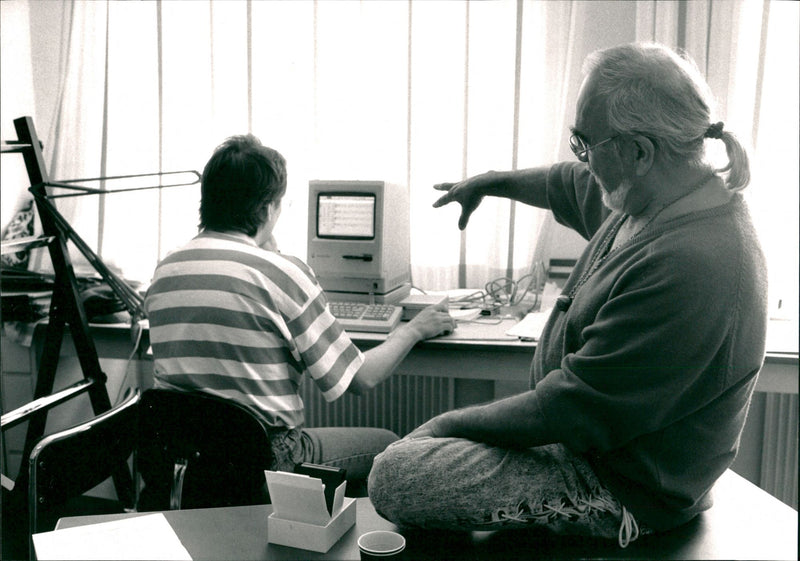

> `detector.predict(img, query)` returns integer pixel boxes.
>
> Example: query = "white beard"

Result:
[601,178,634,213]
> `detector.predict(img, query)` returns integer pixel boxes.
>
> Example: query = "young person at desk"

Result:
[368,42,768,547]
[144,135,455,487]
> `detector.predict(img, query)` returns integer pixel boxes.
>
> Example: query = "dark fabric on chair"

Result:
[30,416,137,516]
[137,389,272,511]
[24,390,139,560]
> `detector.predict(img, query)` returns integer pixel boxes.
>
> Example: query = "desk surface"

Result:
[42,313,794,367]
[55,470,797,560]
[348,316,536,352]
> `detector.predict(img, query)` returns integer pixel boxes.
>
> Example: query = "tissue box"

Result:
[268,497,356,553]
[399,294,449,320]
[265,470,357,553]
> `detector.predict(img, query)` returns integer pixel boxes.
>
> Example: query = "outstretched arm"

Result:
[432,167,551,230]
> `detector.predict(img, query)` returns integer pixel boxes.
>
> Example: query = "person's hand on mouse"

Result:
[404,302,455,339]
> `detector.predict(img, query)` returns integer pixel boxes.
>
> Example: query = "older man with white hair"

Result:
[368,42,767,547]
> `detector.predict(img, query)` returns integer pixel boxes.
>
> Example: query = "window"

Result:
[6,1,797,332]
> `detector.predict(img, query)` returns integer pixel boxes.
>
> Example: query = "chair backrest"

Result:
[28,390,140,549]
[136,388,272,512]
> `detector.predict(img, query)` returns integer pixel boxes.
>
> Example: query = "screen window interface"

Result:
[317,194,376,239]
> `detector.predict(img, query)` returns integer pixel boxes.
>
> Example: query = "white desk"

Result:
[346,316,798,398]
[352,317,535,385]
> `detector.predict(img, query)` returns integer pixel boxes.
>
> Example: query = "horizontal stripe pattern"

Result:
[144,231,364,428]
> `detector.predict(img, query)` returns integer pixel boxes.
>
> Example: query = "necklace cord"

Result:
[555,172,715,312]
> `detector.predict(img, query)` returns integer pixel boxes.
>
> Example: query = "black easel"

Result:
[1,117,199,552]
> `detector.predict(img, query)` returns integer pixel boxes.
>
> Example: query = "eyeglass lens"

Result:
[569,134,589,161]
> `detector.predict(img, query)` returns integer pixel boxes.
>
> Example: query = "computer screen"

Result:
[317,193,376,239]
[307,180,410,303]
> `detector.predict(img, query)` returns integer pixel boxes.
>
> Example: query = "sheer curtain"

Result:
[29,0,581,292]
[0,0,38,230]
[27,0,798,313]
[635,0,799,322]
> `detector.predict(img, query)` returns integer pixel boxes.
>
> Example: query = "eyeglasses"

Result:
[569,133,620,162]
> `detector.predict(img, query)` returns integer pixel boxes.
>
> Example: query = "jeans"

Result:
[368,436,647,547]
[268,425,399,482]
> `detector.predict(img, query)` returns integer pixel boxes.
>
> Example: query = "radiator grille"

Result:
[760,392,799,509]
[300,374,454,437]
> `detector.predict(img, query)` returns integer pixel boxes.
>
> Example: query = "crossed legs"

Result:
[368,436,642,545]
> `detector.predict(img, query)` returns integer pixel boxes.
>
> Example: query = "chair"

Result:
[136,388,273,512]
[27,389,140,559]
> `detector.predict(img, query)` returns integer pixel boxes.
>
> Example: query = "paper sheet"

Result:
[265,470,347,526]
[32,513,192,560]
[505,308,552,341]
[266,471,332,526]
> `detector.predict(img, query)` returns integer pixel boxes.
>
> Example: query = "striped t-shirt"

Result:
[144,230,364,429]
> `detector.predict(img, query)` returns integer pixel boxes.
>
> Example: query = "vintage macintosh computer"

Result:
[307,180,412,332]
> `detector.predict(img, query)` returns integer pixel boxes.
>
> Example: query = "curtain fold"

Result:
[35,0,573,291]
[29,1,108,275]
[0,0,38,231]
[23,0,797,313]
[634,0,799,320]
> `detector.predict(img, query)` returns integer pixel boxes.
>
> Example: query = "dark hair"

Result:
[199,135,287,236]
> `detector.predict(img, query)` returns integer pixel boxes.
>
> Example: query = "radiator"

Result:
[760,392,799,509]
[300,374,454,437]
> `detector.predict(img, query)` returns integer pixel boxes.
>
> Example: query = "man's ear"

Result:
[262,199,278,223]
[631,134,655,176]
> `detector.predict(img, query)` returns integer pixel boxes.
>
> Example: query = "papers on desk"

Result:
[505,308,552,341]
[32,513,192,560]
[449,308,482,321]
[266,470,347,525]
[265,469,357,552]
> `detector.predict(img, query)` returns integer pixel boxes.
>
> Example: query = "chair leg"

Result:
[2,486,29,561]
[170,458,189,510]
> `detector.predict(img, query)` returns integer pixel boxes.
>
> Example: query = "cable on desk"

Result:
[412,262,545,316]
[445,273,542,316]
[485,272,541,309]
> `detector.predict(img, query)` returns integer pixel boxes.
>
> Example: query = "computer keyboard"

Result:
[328,301,403,333]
